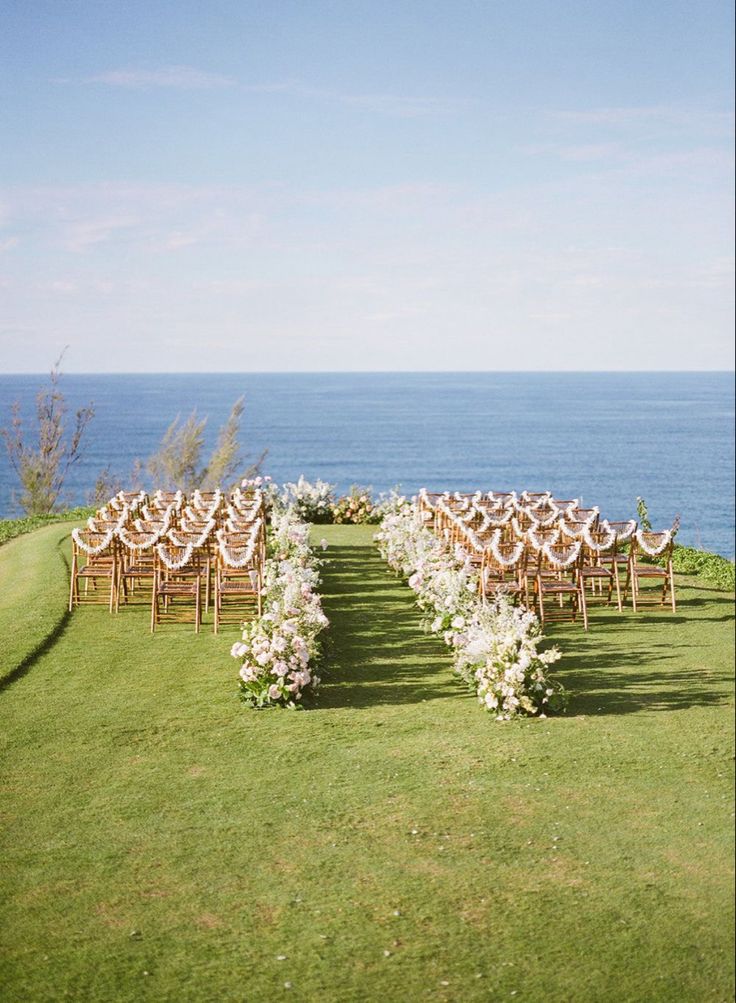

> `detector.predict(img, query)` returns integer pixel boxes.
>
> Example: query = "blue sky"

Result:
[0,0,733,371]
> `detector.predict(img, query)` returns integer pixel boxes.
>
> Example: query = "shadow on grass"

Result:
[547,583,734,715]
[317,545,457,709]
[326,542,734,718]
[0,540,72,693]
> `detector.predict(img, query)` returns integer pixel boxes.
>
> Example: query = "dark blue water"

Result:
[0,372,733,557]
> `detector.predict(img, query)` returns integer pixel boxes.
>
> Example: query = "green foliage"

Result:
[0,353,95,515]
[0,507,95,546]
[146,396,264,492]
[636,495,652,532]
[1,524,732,1001]
[668,544,735,592]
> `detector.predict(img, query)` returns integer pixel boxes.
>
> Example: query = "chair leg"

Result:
[195,579,201,633]
[613,564,622,612]
[668,561,677,612]
[69,555,77,612]
[150,587,157,633]
[579,580,589,631]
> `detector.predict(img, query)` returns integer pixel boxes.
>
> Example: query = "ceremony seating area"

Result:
[418,489,679,630]
[69,487,266,632]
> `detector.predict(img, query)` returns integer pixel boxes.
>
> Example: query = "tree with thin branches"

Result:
[1,351,95,515]
[146,396,265,492]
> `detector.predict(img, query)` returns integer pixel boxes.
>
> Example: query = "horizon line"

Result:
[1,368,734,377]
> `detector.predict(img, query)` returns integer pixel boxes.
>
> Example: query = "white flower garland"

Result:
[576,507,600,527]
[541,541,582,569]
[72,526,116,555]
[168,521,215,548]
[609,520,637,542]
[526,507,561,528]
[156,542,196,571]
[192,489,222,513]
[489,531,526,567]
[216,520,262,568]
[115,490,147,513]
[527,527,561,551]
[153,489,184,511]
[582,522,617,553]
[118,526,167,551]
[511,517,527,540]
[635,529,673,557]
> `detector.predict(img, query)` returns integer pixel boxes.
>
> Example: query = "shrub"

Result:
[0,507,96,546]
[667,545,735,592]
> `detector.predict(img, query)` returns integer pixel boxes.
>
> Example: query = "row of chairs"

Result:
[418,490,678,630]
[68,488,266,632]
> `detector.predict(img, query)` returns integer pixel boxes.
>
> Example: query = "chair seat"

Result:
[580,565,613,578]
[219,581,257,595]
[158,582,200,596]
[538,581,578,595]
[79,564,114,577]
[631,565,667,578]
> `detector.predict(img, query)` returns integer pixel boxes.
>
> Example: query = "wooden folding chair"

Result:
[481,533,528,604]
[117,529,159,604]
[213,530,263,633]
[151,544,203,633]
[534,541,588,630]
[579,524,622,611]
[623,529,677,612]
[69,529,119,613]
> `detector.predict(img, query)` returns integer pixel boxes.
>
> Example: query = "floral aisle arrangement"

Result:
[232,506,329,708]
[375,501,566,720]
[281,476,336,523]
[331,486,380,524]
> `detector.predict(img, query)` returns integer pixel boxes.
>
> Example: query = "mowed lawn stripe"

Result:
[0,523,733,1002]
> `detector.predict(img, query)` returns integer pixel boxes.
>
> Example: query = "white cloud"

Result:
[242,80,466,117]
[0,170,731,371]
[84,65,236,89]
[552,105,734,133]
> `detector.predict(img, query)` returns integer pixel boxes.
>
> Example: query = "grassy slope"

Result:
[0,524,733,1003]
[0,521,76,687]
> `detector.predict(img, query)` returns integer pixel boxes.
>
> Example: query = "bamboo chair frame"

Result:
[69,531,119,613]
[579,530,622,612]
[533,544,588,630]
[117,532,157,604]
[151,546,203,633]
[623,532,677,612]
[213,534,263,633]
[481,541,528,605]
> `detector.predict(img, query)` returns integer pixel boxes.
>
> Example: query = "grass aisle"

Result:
[0,524,733,1002]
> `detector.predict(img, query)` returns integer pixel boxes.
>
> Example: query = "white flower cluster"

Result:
[280,475,336,522]
[231,507,329,708]
[375,502,565,720]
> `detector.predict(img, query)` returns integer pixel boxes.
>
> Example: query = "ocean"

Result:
[0,372,733,557]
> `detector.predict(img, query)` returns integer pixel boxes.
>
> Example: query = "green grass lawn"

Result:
[0,524,733,1002]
